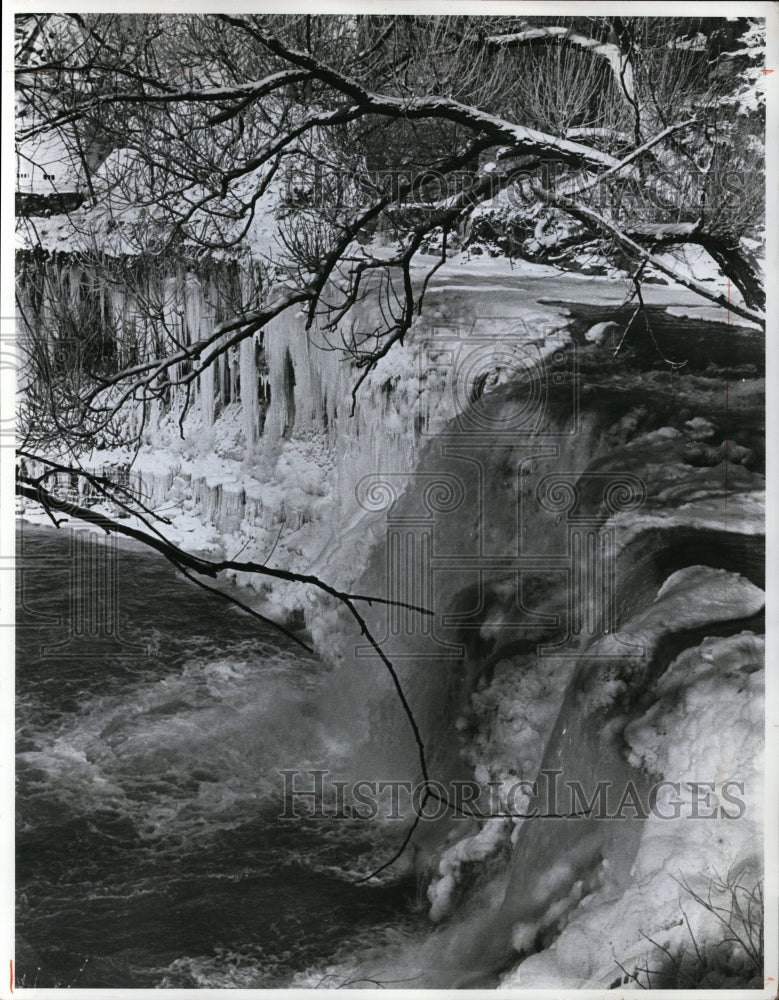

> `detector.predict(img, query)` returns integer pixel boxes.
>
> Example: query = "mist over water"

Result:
[15,524,422,989]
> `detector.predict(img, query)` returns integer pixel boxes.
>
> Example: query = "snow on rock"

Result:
[501,629,764,989]
[415,387,765,988]
[428,818,509,922]
[583,320,619,344]
[683,416,718,440]
[489,564,763,989]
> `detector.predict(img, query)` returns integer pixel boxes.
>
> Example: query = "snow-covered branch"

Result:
[540,189,765,326]
[485,25,635,103]
[218,15,624,172]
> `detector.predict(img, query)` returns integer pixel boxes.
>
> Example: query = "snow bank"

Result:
[502,627,764,989]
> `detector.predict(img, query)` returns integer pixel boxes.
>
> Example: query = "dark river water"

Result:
[15,522,420,989]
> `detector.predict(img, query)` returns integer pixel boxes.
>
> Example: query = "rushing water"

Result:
[15,523,421,989]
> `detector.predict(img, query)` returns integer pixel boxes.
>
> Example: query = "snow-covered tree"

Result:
[15,13,765,453]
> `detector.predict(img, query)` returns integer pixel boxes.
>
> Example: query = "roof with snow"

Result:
[16,130,84,194]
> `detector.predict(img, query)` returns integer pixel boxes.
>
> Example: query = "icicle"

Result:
[184,272,203,345]
[239,336,258,445]
[200,355,215,428]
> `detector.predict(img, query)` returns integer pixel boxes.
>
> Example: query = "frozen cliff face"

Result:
[19,256,584,606]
